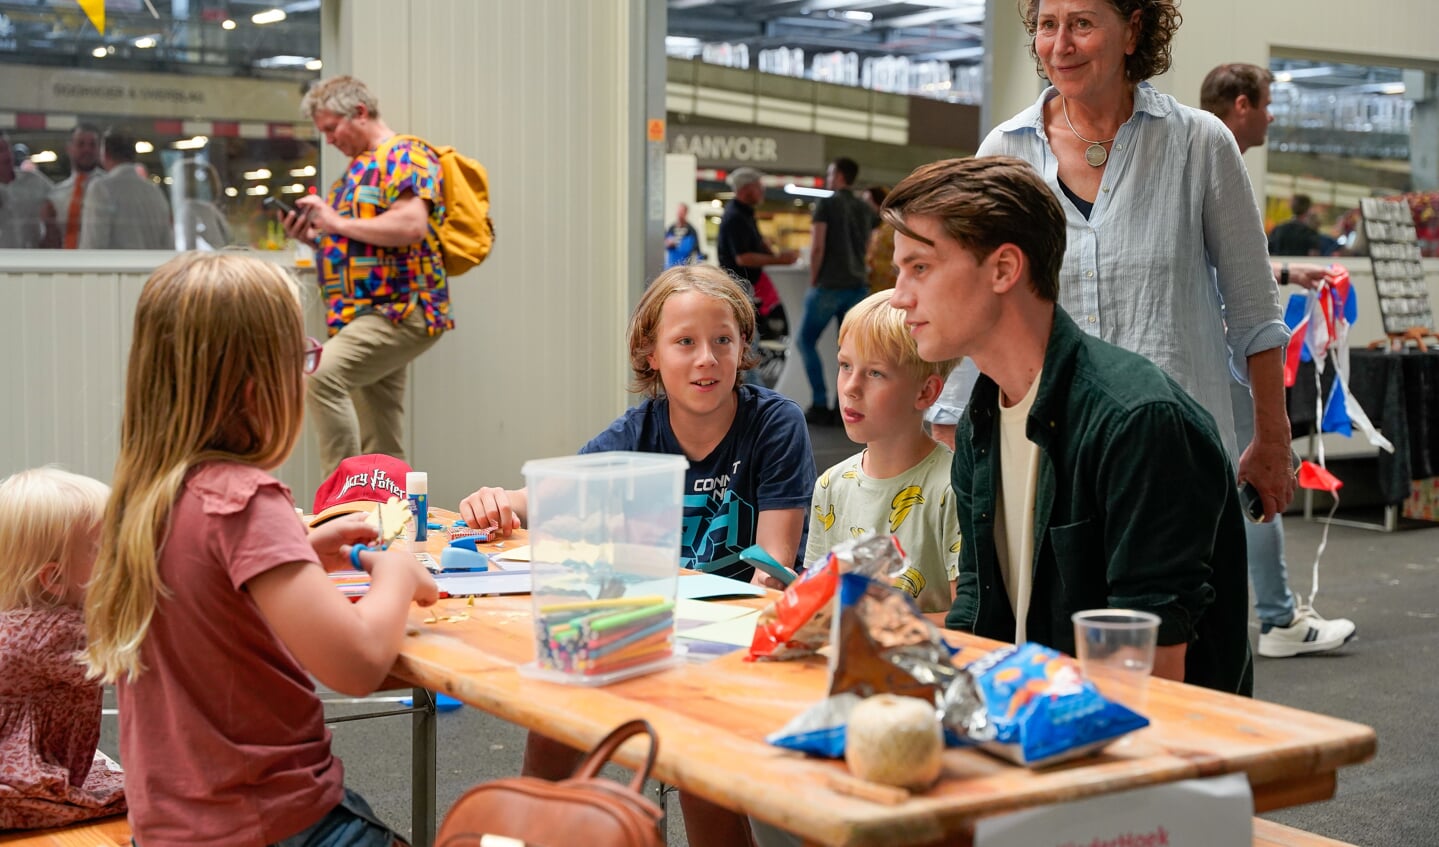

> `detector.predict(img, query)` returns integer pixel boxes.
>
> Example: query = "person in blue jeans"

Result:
[800,156,876,424]
[1203,62,1356,658]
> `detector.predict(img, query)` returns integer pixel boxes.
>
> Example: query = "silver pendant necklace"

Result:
[1061,97,1116,167]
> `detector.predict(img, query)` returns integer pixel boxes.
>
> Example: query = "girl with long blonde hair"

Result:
[84,252,436,847]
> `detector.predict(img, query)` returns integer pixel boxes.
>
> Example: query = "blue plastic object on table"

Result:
[440,546,489,572]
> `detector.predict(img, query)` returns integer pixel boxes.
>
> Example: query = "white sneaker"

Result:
[1258,606,1357,658]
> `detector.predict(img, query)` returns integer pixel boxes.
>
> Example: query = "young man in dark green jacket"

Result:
[884,156,1252,696]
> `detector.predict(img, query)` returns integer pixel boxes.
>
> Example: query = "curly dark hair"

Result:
[1020,0,1183,84]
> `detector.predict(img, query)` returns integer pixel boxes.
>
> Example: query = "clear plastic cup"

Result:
[1071,609,1160,712]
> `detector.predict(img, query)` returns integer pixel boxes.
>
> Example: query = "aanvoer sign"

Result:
[668,125,825,172]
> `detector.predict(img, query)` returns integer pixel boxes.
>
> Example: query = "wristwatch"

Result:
[1280,263,1290,286]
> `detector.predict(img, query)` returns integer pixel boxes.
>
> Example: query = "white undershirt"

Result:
[994,371,1042,644]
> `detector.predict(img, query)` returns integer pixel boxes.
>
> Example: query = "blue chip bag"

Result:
[964,642,1149,767]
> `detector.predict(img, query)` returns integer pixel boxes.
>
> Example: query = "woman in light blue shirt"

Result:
[974,0,1294,518]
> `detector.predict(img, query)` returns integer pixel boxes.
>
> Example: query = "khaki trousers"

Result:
[307,310,442,474]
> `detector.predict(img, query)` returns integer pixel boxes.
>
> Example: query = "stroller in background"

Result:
[752,271,790,388]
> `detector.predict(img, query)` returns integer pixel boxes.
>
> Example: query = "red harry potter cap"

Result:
[309,454,412,526]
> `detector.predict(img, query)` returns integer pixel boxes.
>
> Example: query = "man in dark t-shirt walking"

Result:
[716,167,797,294]
[716,167,798,385]
[799,157,876,423]
[1267,194,1322,257]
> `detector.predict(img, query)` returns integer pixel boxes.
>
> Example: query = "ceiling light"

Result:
[1273,71,1293,83]
[30,150,58,164]
[842,10,874,22]
[134,140,154,153]
[254,55,312,68]
[244,168,272,180]
[246,185,270,196]
[172,136,209,150]
[224,186,239,197]
[251,9,287,25]
[221,19,236,30]
[134,36,157,48]
[282,184,305,194]
[289,165,316,177]
[305,59,323,71]
[91,46,107,58]
[784,184,834,199]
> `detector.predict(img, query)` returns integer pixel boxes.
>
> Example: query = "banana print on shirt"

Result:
[889,485,924,533]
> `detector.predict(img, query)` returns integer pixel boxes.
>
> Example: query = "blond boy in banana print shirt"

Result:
[804,290,961,613]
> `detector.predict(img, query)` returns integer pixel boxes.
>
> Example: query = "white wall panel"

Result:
[2,272,128,481]
[332,0,641,510]
[0,259,336,502]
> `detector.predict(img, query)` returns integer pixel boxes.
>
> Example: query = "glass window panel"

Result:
[0,0,321,252]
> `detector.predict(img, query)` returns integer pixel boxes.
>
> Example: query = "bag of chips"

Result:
[964,642,1149,767]
[768,572,991,757]
[747,534,907,661]
[769,569,1148,769]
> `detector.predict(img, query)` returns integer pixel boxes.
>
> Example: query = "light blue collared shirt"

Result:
[977,83,1288,459]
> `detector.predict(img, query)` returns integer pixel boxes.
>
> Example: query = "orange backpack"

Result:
[379,134,495,278]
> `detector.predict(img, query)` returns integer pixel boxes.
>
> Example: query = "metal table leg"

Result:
[411,688,438,847]
[322,689,440,846]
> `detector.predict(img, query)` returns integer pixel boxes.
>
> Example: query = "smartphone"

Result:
[262,195,297,216]
[740,544,797,587]
[1239,481,1266,523]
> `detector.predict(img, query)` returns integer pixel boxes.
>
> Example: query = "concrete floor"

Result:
[98,420,1437,846]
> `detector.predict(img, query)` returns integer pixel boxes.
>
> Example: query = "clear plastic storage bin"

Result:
[519,451,688,685]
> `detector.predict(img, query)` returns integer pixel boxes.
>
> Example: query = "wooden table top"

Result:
[395,515,1375,846]
[0,816,131,846]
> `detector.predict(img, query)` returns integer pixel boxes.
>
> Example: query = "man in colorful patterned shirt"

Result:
[284,76,453,473]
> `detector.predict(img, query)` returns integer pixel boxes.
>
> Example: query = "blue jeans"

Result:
[276,789,403,847]
[1230,381,1296,628]
[798,286,868,408]
[132,789,401,847]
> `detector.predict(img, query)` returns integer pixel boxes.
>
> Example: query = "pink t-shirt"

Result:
[117,462,343,847]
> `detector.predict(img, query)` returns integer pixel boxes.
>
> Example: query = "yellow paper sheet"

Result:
[676,610,760,647]
[491,544,531,562]
[675,598,758,624]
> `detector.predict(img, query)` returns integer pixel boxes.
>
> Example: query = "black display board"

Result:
[1361,197,1433,335]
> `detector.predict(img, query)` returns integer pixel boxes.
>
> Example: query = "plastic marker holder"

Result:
[535,597,675,677]
[407,472,428,542]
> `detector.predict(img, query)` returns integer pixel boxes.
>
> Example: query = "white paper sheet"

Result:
[974,772,1253,847]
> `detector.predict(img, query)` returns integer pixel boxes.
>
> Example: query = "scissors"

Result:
[348,496,413,572]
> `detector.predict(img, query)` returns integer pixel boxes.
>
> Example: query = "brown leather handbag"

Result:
[436,720,666,847]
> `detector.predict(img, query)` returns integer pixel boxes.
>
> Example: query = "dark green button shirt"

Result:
[946,308,1253,696]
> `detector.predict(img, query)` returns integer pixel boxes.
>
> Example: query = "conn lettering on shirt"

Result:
[692,461,743,498]
[338,469,405,499]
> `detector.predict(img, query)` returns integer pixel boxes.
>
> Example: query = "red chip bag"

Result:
[747,553,840,661]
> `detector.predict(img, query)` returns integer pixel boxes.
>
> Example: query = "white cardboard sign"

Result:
[974,772,1253,847]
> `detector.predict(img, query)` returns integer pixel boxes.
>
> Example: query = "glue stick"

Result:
[407,472,429,541]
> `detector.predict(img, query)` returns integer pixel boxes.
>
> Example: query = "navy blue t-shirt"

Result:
[580,384,815,579]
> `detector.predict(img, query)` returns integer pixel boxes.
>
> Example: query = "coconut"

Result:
[845,693,943,790]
